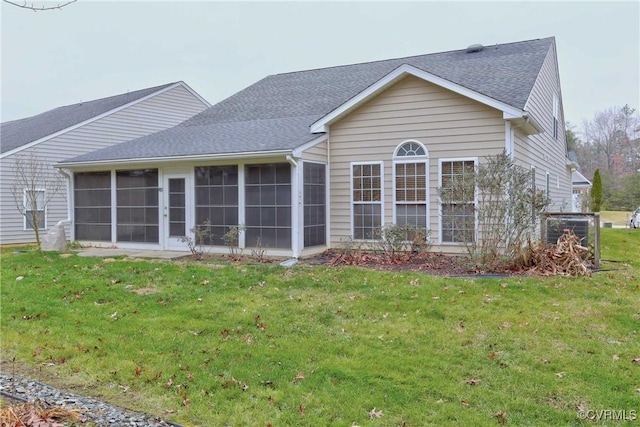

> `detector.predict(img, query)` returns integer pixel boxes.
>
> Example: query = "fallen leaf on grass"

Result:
[461,400,470,406]
[466,378,481,385]
[498,322,511,330]
[494,411,508,425]
[632,358,640,364]
[368,408,384,418]
[299,405,305,415]
[16,276,24,281]
[540,359,551,364]
[555,372,565,378]
[613,354,620,361]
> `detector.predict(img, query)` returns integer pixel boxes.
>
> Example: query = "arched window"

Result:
[393,140,429,233]
[395,140,426,157]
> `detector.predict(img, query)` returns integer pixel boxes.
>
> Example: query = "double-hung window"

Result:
[439,159,476,243]
[24,189,45,230]
[394,141,428,233]
[351,162,383,240]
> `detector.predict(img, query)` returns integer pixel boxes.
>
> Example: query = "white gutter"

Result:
[285,155,298,167]
[57,149,293,169]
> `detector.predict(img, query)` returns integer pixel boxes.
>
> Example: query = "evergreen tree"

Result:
[591,169,603,212]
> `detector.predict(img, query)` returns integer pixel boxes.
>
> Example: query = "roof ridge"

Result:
[49,81,179,112]
[2,81,179,125]
[270,37,554,78]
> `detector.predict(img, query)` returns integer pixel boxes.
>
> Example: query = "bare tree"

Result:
[2,0,76,11]
[582,105,639,174]
[11,152,66,247]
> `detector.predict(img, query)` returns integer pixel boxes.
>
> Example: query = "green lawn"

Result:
[600,210,633,226]
[1,229,639,426]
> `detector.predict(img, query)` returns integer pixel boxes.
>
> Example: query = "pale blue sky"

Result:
[1,1,638,130]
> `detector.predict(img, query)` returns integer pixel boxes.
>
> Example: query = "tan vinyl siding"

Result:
[328,75,505,251]
[300,140,327,162]
[0,85,208,244]
[519,43,572,211]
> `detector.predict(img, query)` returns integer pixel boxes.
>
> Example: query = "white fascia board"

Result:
[176,81,212,108]
[571,170,591,186]
[310,64,524,133]
[56,149,293,169]
[292,134,328,158]
[0,82,186,160]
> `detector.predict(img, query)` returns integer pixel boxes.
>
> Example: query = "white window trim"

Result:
[546,171,551,195]
[23,188,46,231]
[552,94,559,139]
[438,158,478,245]
[392,139,428,158]
[392,140,429,231]
[350,160,384,241]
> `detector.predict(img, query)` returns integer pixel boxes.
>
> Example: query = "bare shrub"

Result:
[439,152,551,271]
[371,224,431,260]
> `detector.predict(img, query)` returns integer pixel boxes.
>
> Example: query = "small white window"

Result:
[24,189,46,230]
[552,94,559,139]
[546,172,550,195]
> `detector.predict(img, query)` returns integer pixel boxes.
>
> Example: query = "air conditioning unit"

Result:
[546,218,589,247]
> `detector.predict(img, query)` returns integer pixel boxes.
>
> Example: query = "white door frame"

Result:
[162,173,192,250]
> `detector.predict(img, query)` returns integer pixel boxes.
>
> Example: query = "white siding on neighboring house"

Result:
[516,42,572,212]
[328,75,506,251]
[0,84,209,244]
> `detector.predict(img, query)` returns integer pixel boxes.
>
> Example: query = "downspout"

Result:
[57,168,72,225]
[57,168,73,242]
[285,155,298,168]
[286,154,300,258]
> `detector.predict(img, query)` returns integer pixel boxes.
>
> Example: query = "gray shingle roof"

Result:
[62,37,554,164]
[1,82,177,154]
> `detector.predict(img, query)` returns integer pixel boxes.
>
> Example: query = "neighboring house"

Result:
[0,82,210,244]
[57,37,572,257]
[567,151,592,213]
[571,170,592,213]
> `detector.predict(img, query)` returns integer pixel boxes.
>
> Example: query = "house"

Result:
[571,171,593,213]
[57,37,571,257]
[0,82,210,244]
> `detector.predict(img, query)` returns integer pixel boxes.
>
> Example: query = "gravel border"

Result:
[0,371,180,426]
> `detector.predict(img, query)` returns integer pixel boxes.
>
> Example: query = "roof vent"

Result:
[466,44,484,53]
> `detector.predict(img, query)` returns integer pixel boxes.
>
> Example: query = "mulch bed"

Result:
[303,250,512,276]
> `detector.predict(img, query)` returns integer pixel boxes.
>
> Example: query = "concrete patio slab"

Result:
[76,247,189,260]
